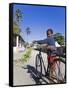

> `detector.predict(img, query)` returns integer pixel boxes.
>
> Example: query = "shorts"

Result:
[47,56,56,70]
[47,56,56,64]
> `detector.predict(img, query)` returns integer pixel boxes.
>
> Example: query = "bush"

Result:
[21,48,32,63]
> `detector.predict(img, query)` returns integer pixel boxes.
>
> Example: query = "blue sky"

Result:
[13,4,66,43]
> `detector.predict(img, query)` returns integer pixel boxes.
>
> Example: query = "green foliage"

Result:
[13,9,23,34]
[21,48,32,63]
[54,33,64,45]
[15,9,23,24]
[13,22,20,34]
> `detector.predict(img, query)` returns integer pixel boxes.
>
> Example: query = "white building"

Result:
[13,34,25,52]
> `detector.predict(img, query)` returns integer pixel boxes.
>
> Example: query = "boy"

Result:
[34,28,57,76]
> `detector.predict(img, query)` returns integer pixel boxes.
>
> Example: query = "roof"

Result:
[13,33,25,42]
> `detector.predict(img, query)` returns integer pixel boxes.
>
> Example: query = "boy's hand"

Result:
[41,44,47,47]
[47,46,56,50]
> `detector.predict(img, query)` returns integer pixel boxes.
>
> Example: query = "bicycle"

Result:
[35,47,65,83]
[35,48,46,78]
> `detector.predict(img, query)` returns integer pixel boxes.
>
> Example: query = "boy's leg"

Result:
[46,56,56,77]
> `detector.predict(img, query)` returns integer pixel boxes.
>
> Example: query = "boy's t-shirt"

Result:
[44,36,55,46]
[36,36,56,55]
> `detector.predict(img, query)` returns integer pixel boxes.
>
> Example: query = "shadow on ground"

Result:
[22,65,56,84]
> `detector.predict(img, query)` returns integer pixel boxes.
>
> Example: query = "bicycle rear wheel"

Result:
[51,59,65,83]
[35,54,42,78]
[56,60,65,83]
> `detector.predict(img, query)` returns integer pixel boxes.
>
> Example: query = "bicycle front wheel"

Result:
[35,54,42,78]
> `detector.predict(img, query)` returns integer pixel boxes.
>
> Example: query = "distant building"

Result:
[13,34,25,52]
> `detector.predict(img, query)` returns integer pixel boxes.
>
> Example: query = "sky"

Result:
[13,4,66,43]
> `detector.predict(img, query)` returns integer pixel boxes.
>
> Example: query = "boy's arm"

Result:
[34,39,47,44]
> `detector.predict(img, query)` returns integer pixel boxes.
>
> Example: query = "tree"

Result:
[54,33,64,45]
[13,9,23,34]
[13,21,20,34]
[26,27,31,42]
[15,9,23,24]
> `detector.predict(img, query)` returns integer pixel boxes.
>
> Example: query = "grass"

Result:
[21,48,32,63]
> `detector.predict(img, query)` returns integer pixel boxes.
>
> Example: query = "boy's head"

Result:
[46,28,53,37]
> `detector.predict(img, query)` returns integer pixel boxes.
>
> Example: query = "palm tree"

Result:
[15,9,23,24]
[13,9,23,35]
[26,27,31,42]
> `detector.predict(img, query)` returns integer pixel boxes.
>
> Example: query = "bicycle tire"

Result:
[56,60,65,83]
[50,59,65,83]
[35,54,42,78]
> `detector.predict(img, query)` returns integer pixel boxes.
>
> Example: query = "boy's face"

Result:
[47,31,52,37]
